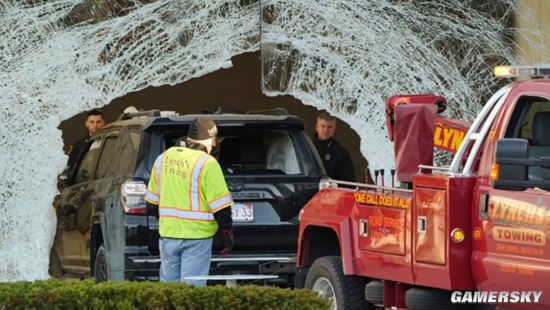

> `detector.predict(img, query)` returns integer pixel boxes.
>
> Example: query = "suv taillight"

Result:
[121,180,147,214]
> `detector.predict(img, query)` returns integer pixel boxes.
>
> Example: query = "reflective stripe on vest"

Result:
[158,207,214,221]
[208,193,233,212]
[144,153,164,204]
[145,189,159,204]
[190,154,210,211]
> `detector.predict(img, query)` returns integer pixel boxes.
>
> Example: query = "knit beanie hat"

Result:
[187,116,218,140]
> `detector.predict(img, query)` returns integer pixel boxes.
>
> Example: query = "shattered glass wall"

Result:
[260,0,521,171]
[0,0,544,281]
[0,0,259,281]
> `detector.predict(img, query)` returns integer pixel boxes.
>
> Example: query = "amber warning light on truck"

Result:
[494,65,550,78]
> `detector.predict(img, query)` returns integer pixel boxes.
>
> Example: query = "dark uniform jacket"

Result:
[313,134,356,182]
[67,135,90,170]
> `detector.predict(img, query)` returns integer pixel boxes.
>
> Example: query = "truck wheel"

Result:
[93,244,109,283]
[305,256,370,310]
[405,287,472,310]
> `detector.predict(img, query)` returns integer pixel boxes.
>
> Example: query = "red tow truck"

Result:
[295,66,550,310]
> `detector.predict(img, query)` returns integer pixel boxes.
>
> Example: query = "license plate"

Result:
[231,204,254,222]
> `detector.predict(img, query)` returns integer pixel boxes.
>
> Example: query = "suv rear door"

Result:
[215,127,320,254]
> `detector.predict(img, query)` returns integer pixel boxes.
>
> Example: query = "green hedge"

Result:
[0,278,331,310]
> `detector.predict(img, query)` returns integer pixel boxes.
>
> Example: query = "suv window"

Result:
[262,130,300,174]
[95,136,118,179]
[74,139,102,183]
[216,130,301,175]
[111,127,141,176]
[160,127,303,175]
[92,126,144,178]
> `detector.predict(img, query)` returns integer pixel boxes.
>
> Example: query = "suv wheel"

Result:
[93,244,109,283]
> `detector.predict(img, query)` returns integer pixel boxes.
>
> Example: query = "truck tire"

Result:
[365,280,384,305]
[93,244,109,283]
[405,287,473,310]
[304,256,370,310]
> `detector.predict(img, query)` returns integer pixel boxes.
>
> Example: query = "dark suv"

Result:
[50,108,324,286]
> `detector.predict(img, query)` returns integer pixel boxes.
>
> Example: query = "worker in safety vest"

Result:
[145,116,234,286]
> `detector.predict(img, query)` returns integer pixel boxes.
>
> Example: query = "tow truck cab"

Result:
[296,66,550,310]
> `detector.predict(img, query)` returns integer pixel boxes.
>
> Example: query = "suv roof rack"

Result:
[203,108,246,115]
[202,107,289,116]
[117,110,161,121]
[117,110,179,121]
[246,108,289,116]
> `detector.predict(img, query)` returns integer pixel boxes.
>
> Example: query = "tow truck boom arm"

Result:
[385,94,472,154]
[384,94,472,182]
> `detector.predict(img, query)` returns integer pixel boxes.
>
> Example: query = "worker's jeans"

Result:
[159,237,213,286]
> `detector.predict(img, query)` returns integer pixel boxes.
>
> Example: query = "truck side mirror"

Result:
[492,138,530,190]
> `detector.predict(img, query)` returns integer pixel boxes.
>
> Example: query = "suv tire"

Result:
[93,244,109,283]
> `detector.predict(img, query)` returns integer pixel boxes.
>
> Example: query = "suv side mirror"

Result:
[492,138,550,190]
[57,167,70,191]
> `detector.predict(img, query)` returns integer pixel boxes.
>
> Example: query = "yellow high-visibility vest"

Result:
[145,147,233,239]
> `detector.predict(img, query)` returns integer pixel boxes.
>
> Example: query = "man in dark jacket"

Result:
[67,109,105,170]
[313,111,356,182]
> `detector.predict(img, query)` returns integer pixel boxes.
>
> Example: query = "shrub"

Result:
[0,278,331,310]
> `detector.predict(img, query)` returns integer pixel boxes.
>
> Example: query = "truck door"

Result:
[473,93,550,304]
